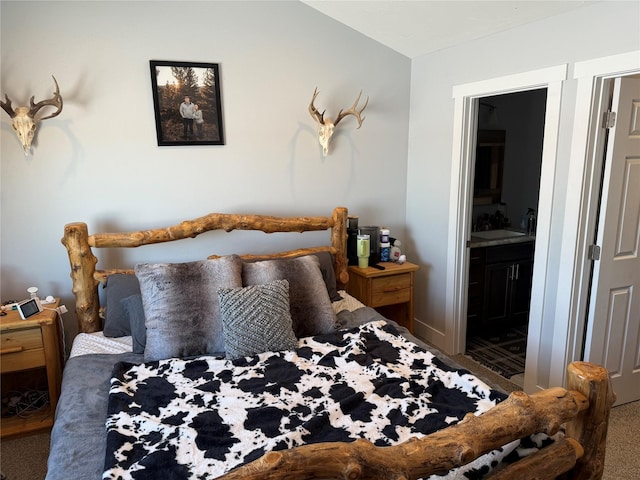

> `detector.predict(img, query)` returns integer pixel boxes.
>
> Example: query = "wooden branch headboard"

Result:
[61,207,349,333]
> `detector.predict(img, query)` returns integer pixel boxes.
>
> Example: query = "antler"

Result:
[334,90,368,128]
[308,87,325,125]
[28,75,63,120]
[1,94,16,118]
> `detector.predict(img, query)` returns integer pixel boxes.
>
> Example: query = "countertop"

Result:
[468,230,536,248]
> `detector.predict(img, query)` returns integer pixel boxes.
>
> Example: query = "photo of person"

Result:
[193,104,204,138]
[179,96,195,139]
[150,61,224,146]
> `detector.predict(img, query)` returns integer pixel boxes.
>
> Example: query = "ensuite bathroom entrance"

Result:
[464,89,547,386]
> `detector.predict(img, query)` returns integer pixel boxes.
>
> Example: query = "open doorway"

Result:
[464,89,547,387]
[447,64,566,393]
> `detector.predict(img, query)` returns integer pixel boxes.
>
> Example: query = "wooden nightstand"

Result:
[346,262,419,333]
[1,299,63,437]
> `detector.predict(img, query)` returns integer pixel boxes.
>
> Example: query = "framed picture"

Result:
[149,60,224,146]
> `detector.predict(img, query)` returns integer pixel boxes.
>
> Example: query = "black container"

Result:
[347,228,359,265]
[347,216,360,265]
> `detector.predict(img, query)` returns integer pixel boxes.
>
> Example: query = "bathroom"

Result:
[465,88,547,384]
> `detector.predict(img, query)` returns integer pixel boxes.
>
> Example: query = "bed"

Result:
[48,206,614,480]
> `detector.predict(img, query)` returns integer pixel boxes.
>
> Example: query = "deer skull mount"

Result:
[1,76,63,156]
[309,87,368,156]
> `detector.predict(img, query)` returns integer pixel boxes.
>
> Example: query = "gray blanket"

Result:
[45,307,492,480]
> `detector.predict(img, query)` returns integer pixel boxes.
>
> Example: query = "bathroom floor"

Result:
[465,325,527,383]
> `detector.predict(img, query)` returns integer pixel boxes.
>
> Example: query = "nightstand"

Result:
[346,262,419,333]
[1,299,63,437]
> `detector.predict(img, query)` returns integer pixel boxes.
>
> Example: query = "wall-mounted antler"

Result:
[309,87,368,156]
[1,75,63,156]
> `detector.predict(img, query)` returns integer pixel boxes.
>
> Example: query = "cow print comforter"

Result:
[103,320,551,479]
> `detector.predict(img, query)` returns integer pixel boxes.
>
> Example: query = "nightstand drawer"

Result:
[372,288,411,307]
[1,328,45,373]
[371,273,411,294]
[371,273,412,306]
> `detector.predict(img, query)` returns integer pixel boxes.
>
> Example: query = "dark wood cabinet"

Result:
[467,241,534,334]
[466,248,486,335]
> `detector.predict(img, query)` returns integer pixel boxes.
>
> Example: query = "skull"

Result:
[317,121,336,156]
[11,107,37,155]
[1,76,63,156]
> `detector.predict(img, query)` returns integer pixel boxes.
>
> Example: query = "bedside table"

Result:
[346,262,419,333]
[1,299,63,437]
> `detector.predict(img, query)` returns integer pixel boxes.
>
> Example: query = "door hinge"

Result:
[603,110,616,129]
[588,245,601,261]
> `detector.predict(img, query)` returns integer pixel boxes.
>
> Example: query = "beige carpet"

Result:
[1,431,49,479]
[1,392,637,480]
[601,400,640,480]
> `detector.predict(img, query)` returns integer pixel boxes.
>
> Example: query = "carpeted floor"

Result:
[465,325,527,379]
[1,430,49,479]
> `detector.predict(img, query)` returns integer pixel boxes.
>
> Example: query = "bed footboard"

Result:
[216,362,613,480]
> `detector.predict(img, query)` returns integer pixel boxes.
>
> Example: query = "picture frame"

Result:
[149,60,225,146]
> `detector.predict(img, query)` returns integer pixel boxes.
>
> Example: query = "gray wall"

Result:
[0,1,410,339]
[3,0,638,383]
[407,0,639,386]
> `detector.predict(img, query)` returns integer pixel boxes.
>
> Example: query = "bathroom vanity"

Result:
[467,230,535,334]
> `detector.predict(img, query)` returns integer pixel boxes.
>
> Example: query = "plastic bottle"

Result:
[379,228,390,262]
[527,208,536,236]
[380,242,390,261]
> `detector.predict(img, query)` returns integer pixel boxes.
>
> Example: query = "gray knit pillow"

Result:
[218,279,298,360]
[135,255,243,361]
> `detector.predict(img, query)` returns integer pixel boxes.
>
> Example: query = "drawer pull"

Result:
[1,345,24,355]
[383,286,403,293]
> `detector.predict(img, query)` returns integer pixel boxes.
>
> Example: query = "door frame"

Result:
[548,51,640,388]
[446,64,567,390]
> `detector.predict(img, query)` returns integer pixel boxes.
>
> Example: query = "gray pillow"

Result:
[312,252,342,302]
[218,279,298,360]
[135,255,243,361]
[103,274,141,337]
[244,252,341,302]
[121,294,146,354]
[242,255,337,338]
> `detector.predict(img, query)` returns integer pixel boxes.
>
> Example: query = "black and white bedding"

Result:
[102,320,547,480]
[47,308,551,480]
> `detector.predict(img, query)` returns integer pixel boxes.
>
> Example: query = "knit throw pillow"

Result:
[218,279,298,360]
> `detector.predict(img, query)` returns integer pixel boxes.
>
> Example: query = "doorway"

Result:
[464,90,546,386]
[446,64,567,393]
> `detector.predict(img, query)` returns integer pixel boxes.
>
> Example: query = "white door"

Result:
[584,76,640,406]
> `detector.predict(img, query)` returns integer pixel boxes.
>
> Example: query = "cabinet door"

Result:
[466,248,486,335]
[509,259,533,325]
[483,261,511,329]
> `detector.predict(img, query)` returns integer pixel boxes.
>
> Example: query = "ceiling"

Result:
[302,1,599,58]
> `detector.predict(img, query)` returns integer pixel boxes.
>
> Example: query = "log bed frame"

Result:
[61,206,614,480]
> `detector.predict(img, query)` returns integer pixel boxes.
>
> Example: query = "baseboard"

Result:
[413,319,447,352]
